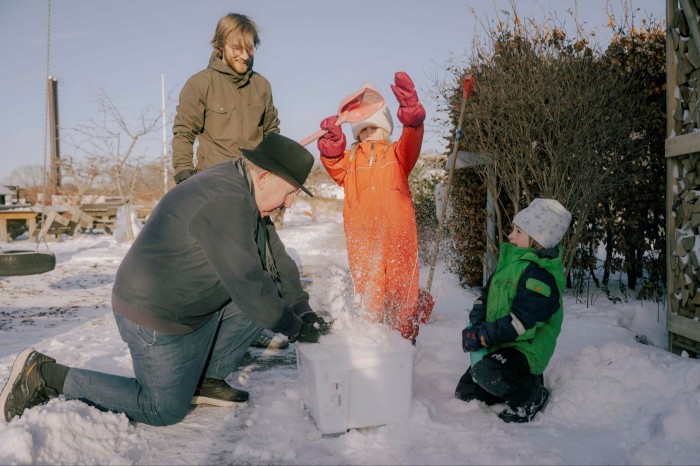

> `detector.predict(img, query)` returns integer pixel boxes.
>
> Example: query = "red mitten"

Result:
[317,115,346,158]
[390,71,426,127]
[399,317,419,341]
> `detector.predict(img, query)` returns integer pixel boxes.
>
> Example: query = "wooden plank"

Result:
[33,209,75,240]
[50,211,70,227]
[668,312,700,342]
[0,210,38,241]
[668,0,678,139]
[670,332,700,355]
[667,0,679,341]
[0,216,7,242]
[136,206,152,218]
[681,0,700,66]
[65,206,94,229]
[79,203,119,232]
[35,211,58,240]
[665,131,700,157]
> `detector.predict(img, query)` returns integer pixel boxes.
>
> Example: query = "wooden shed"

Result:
[666,0,700,356]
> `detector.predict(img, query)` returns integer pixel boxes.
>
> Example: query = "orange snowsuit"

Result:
[321,125,424,340]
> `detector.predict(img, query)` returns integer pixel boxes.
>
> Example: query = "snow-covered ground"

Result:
[0,200,699,465]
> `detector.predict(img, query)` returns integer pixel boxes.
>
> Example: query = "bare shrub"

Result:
[435,6,664,289]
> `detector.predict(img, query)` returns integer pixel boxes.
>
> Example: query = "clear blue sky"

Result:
[0,0,664,181]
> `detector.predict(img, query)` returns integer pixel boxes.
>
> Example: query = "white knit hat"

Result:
[350,86,394,140]
[512,198,572,248]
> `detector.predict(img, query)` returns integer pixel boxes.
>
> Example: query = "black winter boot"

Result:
[191,378,249,407]
[498,385,550,423]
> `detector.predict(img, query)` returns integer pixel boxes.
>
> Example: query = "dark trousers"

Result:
[455,347,544,407]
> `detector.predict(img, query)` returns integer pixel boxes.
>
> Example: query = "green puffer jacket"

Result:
[172,50,280,175]
[485,243,566,374]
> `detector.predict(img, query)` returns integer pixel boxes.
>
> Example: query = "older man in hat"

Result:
[1,134,331,426]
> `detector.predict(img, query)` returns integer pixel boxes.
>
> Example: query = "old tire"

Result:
[0,250,56,276]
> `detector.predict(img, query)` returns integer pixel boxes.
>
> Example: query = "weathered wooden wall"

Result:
[667,0,700,356]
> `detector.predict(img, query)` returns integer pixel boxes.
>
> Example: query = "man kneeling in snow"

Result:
[1,134,331,426]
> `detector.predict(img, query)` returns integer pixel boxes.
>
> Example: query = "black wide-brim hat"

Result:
[240,133,314,197]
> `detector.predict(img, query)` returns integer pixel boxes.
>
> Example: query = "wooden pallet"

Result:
[64,206,94,231]
[33,209,73,241]
[31,207,96,241]
[79,203,120,232]
[669,332,700,358]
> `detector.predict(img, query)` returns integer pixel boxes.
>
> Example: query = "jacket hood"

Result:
[208,50,252,87]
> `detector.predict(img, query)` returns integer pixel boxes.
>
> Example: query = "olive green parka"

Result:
[172,50,280,177]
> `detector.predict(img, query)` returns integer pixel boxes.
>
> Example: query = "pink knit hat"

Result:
[513,198,572,248]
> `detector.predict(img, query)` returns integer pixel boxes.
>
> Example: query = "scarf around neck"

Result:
[234,159,279,282]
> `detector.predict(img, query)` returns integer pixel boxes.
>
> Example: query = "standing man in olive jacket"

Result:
[173,12,286,348]
[1,134,331,426]
[172,13,280,184]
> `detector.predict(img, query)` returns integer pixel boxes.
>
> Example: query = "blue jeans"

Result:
[62,300,260,426]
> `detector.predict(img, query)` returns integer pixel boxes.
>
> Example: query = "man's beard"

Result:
[228,58,250,74]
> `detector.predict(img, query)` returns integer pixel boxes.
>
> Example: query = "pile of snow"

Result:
[0,207,698,465]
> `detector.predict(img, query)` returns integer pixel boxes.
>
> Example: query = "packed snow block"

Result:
[296,328,415,435]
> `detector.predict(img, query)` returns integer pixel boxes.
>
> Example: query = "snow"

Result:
[113,205,143,244]
[1,201,699,465]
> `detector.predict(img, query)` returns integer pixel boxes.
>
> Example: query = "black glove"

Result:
[462,323,491,353]
[174,169,196,184]
[289,322,321,343]
[289,312,333,344]
[301,311,333,334]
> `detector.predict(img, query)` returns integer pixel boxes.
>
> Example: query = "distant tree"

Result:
[59,154,112,204]
[596,17,666,300]
[131,160,171,205]
[3,165,45,203]
[63,90,162,241]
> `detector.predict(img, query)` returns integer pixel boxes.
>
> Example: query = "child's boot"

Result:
[498,385,550,423]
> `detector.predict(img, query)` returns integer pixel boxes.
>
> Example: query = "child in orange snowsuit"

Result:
[317,71,430,341]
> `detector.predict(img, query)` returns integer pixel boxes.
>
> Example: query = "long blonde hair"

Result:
[211,13,260,53]
[348,128,392,162]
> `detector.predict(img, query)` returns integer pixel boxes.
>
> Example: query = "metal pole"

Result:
[161,73,168,196]
[48,76,61,195]
[485,187,496,285]
[425,75,475,293]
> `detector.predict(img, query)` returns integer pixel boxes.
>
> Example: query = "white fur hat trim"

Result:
[351,104,394,140]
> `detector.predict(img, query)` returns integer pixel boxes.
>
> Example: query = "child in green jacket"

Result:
[456,198,571,423]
